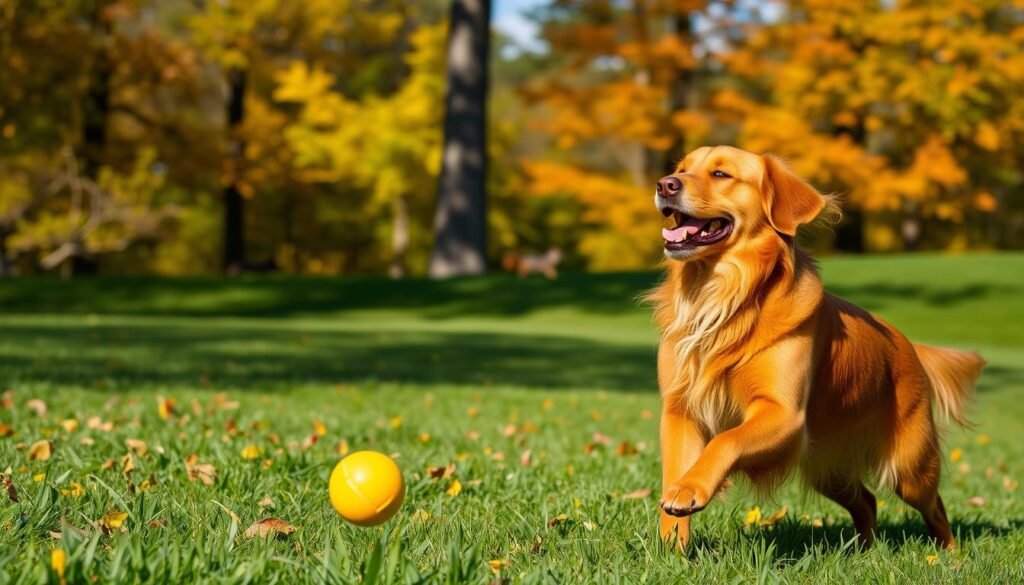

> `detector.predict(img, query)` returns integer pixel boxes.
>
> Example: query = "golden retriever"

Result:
[649,145,985,550]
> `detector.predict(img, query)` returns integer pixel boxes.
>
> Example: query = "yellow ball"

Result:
[328,451,405,526]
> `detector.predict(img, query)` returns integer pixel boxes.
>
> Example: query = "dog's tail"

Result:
[914,343,985,427]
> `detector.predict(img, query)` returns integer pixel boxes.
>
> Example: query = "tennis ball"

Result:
[328,451,405,526]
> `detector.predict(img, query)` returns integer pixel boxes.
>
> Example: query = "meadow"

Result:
[0,253,1022,584]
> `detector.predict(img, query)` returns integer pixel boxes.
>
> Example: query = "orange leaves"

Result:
[240,444,263,460]
[156,396,176,420]
[244,517,296,539]
[0,423,13,438]
[184,454,218,486]
[446,479,463,497]
[98,509,129,534]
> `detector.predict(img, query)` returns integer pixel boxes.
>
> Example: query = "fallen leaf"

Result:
[120,453,135,474]
[542,398,554,410]
[760,505,788,526]
[28,440,52,461]
[389,416,403,429]
[582,520,597,531]
[51,549,65,580]
[976,434,990,445]
[240,445,263,460]
[1,474,18,502]
[313,420,327,437]
[79,437,94,446]
[125,439,148,457]
[184,455,217,486]
[61,419,79,433]
[148,519,168,528]
[60,482,85,498]
[139,474,157,492]
[592,432,611,446]
[156,396,175,420]
[811,518,824,527]
[464,479,482,488]
[212,393,239,410]
[87,417,113,432]
[547,513,569,527]
[98,509,129,533]
[744,506,762,528]
[100,459,115,471]
[464,431,480,441]
[26,399,47,418]
[927,554,939,566]
[950,448,963,463]
[488,559,509,572]
[615,441,638,456]
[1004,477,1019,491]
[0,423,13,438]
[244,517,296,539]
[446,479,463,496]
[33,472,46,482]
[412,509,430,522]
[428,464,456,479]
[300,434,318,451]
[466,406,479,418]
[966,496,986,507]
[519,449,532,466]
[336,439,349,456]
[418,432,431,443]
[258,496,275,508]
[620,488,652,500]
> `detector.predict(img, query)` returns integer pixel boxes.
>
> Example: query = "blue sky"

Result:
[493,0,546,53]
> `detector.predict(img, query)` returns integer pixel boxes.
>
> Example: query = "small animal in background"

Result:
[502,248,563,279]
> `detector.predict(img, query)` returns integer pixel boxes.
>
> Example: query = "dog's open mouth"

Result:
[660,208,733,250]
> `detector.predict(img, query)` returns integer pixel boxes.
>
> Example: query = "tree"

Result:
[428,0,492,278]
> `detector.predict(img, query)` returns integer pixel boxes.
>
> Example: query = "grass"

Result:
[0,252,1022,583]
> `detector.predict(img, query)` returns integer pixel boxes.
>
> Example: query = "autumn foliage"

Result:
[0,0,1021,276]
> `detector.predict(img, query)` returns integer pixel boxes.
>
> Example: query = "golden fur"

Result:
[652,146,985,550]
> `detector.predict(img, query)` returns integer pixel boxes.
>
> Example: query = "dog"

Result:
[502,248,563,279]
[649,145,984,550]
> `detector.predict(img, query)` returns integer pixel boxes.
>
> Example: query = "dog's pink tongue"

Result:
[662,217,704,241]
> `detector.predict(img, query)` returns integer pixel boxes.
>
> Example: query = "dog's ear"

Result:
[761,155,826,236]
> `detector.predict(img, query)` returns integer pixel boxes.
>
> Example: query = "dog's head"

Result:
[655,146,829,262]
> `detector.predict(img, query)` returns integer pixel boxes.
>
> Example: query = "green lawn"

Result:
[1,253,1022,583]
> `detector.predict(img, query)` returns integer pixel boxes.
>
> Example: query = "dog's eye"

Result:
[711,170,731,178]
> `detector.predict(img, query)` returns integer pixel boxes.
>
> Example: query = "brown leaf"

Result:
[761,505,789,526]
[244,517,296,539]
[100,459,115,471]
[26,399,47,418]
[428,463,456,479]
[300,434,318,451]
[184,454,218,486]
[1,473,18,503]
[591,432,611,446]
[620,488,652,500]
[615,441,638,456]
[547,513,569,527]
[28,440,53,461]
[0,423,13,437]
[258,496,275,508]
[120,453,135,475]
[501,424,517,438]
[148,519,168,528]
[966,496,987,507]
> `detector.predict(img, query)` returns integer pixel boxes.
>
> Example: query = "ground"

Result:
[0,253,1022,584]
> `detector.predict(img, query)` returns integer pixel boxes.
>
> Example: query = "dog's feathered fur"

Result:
[652,146,984,550]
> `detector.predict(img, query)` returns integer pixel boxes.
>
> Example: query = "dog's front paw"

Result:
[660,481,709,517]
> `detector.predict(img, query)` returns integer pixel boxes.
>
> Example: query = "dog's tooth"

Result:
[699,230,708,238]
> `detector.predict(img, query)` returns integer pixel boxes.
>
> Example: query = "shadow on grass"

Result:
[0,321,658,391]
[825,282,1019,312]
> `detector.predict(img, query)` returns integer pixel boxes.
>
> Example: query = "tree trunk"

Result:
[0,229,11,277]
[223,67,247,272]
[429,0,491,278]
[389,195,410,279]
[901,199,921,251]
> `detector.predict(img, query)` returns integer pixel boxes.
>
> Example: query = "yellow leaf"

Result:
[466,406,479,417]
[744,506,762,528]
[542,399,554,410]
[446,479,462,497]
[336,439,350,456]
[125,439,148,457]
[240,445,263,460]
[61,419,79,433]
[156,396,175,420]
[413,509,431,522]
[28,440,53,461]
[760,505,788,526]
[389,416,403,429]
[0,423,13,437]
[33,472,46,482]
[976,434,991,445]
[950,448,963,462]
[99,509,129,530]
[26,399,47,418]
[51,549,66,580]
[60,482,85,498]
[927,554,939,566]
[488,559,509,572]
[184,455,218,486]
[573,497,582,508]
[418,432,431,444]
[139,475,156,492]
[313,420,327,437]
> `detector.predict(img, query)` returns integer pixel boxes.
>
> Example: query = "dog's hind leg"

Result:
[812,477,877,550]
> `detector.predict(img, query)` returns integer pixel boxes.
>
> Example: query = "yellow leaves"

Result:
[744,505,789,529]
[488,559,510,573]
[28,440,52,461]
[156,396,175,420]
[273,61,337,104]
[336,439,350,456]
[98,509,129,533]
[446,479,462,497]
[244,517,296,539]
[313,420,327,437]
[974,122,1000,151]
[0,423,13,437]
[60,482,85,498]
[428,464,456,480]
[61,419,78,433]
[927,554,939,566]
[388,416,403,430]
[26,399,47,418]
[240,444,263,460]
[33,472,46,483]
[184,454,218,486]
[950,448,963,463]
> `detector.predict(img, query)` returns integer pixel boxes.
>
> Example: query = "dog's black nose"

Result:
[656,175,682,197]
